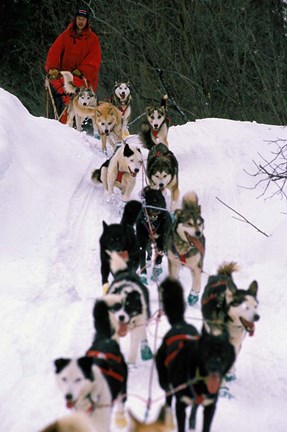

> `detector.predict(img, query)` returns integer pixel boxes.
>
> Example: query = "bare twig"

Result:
[216,197,269,237]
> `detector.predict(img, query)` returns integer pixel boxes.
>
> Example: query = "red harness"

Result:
[164,334,199,367]
[86,350,125,382]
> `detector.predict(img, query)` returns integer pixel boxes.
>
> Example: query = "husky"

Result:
[86,293,128,428]
[39,413,94,432]
[201,262,260,379]
[91,143,143,203]
[155,278,235,432]
[60,71,97,131]
[54,357,112,432]
[128,405,175,432]
[140,95,169,149]
[99,200,142,292]
[112,82,132,138]
[136,186,172,284]
[93,101,123,153]
[103,251,152,364]
[166,191,205,306]
[146,143,179,211]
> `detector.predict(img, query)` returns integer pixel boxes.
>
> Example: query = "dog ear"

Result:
[247,280,258,297]
[102,221,108,230]
[54,358,71,373]
[123,143,133,157]
[114,81,119,87]
[77,356,94,380]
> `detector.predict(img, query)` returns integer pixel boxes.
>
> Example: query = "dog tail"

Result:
[182,191,199,209]
[217,261,239,276]
[91,168,101,183]
[60,70,78,95]
[120,200,142,226]
[159,277,185,325]
[161,94,168,110]
[93,297,117,338]
[139,120,155,150]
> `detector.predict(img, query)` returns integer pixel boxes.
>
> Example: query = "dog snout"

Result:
[254,313,260,322]
[159,183,164,188]
[83,102,87,106]
[119,314,126,322]
[104,129,110,135]
[65,393,73,401]
[134,168,139,173]
[195,230,202,237]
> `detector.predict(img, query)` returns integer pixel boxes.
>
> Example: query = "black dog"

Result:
[136,186,172,283]
[156,278,235,432]
[99,200,142,292]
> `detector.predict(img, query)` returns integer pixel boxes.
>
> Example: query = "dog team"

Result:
[40,78,260,432]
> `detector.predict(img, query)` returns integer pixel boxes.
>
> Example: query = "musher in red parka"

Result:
[45,7,101,122]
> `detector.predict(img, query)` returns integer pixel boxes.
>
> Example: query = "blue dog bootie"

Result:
[188,290,199,306]
[150,265,163,282]
[140,274,148,285]
[140,339,153,361]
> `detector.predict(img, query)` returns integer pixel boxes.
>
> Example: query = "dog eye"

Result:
[74,378,82,383]
[62,377,67,382]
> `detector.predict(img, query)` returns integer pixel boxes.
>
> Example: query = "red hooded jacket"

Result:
[45,19,101,92]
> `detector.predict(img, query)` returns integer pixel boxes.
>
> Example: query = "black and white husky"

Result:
[100,251,152,364]
[54,357,112,432]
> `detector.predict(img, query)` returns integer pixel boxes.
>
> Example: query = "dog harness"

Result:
[86,350,125,382]
[172,234,205,263]
[116,162,137,183]
[164,334,199,367]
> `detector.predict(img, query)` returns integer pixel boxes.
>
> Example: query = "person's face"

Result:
[76,16,87,32]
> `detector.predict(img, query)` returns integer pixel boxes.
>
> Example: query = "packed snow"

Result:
[0,87,287,431]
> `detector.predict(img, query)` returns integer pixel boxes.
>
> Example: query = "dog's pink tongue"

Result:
[118,322,128,337]
[207,373,220,394]
[66,401,75,409]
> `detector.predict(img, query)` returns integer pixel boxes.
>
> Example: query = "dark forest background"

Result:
[1,0,287,133]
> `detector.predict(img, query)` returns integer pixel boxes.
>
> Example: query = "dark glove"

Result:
[48,68,59,79]
[72,69,83,78]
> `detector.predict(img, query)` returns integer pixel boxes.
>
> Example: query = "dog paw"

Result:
[141,340,153,361]
[187,291,199,306]
[140,274,148,285]
[219,386,234,399]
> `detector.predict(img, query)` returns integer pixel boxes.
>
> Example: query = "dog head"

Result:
[122,144,143,176]
[227,281,260,334]
[199,332,235,394]
[145,95,168,131]
[140,186,167,221]
[95,104,119,136]
[100,221,130,256]
[174,192,204,243]
[104,284,146,337]
[77,87,97,107]
[114,82,131,103]
[54,357,94,408]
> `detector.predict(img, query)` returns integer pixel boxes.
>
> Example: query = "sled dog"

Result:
[54,357,112,432]
[140,95,169,149]
[128,405,175,432]
[104,251,152,364]
[86,294,128,429]
[136,186,172,284]
[147,143,179,211]
[61,70,97,131]
[99,200,142,292]
[39,413,94,432]
[91,143,143,202]
[201,262,259,377]
[166,191,205,306]
[112,82,132,137]
[93,101,123,153]
[156,278,235,432]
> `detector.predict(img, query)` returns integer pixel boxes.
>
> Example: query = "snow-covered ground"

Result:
[0,87,287,431]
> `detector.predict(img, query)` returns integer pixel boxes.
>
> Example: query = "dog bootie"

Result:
[140,274,148,285]
[225,371,236,382]
[188,291,199,306]
[150,265,163,281]
[141,339,153,360]
[102,282,109,294]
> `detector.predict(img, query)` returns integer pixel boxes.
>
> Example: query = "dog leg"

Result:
[175,399,186,432]
[187,266,202,306]
[75,113,83,131]
[121,177,136,202]
[168,257,180,279]
[129,320,151,363]
[170,185,180,211]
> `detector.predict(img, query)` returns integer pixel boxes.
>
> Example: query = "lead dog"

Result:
[201,262,260,379]
[140,95,169,149]
[146,143,179,211]
[91,143,143,203]
[156,278,235,432]
[166,191,205,306]
[61,71,97,131]
[112,82,132,137]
